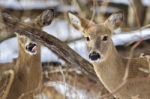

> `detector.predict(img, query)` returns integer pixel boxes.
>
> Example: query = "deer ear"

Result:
[104,12,123,31]
[68,13,84,31]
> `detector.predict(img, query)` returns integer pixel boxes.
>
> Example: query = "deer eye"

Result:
[102,35,108,41]
[85,37,90,41]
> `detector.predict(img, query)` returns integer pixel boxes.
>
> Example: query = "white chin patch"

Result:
[25,50,37,55]
[25,42,38,55]
[91,59,101,63]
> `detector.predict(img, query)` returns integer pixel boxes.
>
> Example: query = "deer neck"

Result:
[93,43,126,92]
[8,42,42,99]
[16,41,42,78]
[17,43,41,69]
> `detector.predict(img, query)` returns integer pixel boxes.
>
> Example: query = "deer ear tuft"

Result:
[68,12,83,31]
[105,12,123,31]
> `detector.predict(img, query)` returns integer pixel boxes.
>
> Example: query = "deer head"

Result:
[68,12,123,62]
[14,9,55,56]
[16,33,39,56]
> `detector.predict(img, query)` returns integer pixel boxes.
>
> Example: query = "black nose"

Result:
[89,51,101,61]
[26,43,37,52]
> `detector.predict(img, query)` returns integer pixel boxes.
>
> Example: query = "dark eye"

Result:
[85,37,90,41]
[102,35,108,41]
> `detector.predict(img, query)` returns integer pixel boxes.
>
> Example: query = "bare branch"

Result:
[1,12,99,82]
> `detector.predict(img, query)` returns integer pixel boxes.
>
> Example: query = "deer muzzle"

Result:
[25,42,38,55]
[89,51,101,61]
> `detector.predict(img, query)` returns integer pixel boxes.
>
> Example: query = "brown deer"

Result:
[2,10,54,99]
[0,10,65,99]
[7,33,42,99]
[11,33,64,99]
[68,12,150,99]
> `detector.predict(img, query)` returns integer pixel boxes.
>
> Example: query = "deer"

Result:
[7,32,42,99]
[0,10,58,99]
[6,17,46,99]
[9,31,64,99]
[68,12,150,99]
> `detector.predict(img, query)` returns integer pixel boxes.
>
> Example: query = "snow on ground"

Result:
[45,81,94,99]
[0,19,150,63]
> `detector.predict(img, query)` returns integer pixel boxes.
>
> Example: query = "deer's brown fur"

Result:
[68,12,150,99]
[7,35,42,99]
[5,10,54,99]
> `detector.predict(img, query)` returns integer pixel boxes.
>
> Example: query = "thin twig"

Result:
[1,70,14,99]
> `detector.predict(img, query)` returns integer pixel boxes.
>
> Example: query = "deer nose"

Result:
[89,51,101,61]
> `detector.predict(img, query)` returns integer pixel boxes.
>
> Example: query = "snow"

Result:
[45,81,94,99]
[142,0,150,6]
[108,0,129,5]
[112,29,150,46]
[69,40,89,60]
[95,6,120,14]
[0,0,149,10]
[43,19,82,41]
[108,0,150,6]
[0,0,59,10]
[0,37,18,63]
